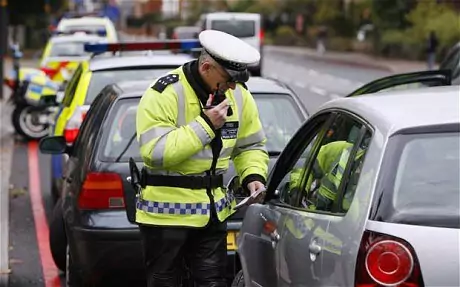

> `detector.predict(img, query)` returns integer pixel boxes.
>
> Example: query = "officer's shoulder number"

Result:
[151,74,180,93]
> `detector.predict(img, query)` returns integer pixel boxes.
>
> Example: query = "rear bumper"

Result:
[70,226,144,280]
[70,221,242,280]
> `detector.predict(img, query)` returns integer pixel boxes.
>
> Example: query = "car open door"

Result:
[347,69,452,97]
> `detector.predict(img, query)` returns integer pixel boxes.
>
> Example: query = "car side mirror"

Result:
[39,136,71,154]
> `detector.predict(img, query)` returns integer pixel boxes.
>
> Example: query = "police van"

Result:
[197,12,264,76]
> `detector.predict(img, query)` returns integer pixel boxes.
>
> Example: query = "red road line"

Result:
[28,141,61,287]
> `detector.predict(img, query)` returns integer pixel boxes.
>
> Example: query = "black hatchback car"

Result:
[39,77,308,286]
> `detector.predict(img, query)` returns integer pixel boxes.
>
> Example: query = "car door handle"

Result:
[309,240,322,255]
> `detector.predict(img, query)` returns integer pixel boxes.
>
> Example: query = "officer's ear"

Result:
[200,62,212,74]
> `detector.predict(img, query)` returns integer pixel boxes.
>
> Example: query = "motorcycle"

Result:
[4,44,67,140]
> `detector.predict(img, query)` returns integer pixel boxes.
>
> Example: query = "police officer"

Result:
[135,30,269,287]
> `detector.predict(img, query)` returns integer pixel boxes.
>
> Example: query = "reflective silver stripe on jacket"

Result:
[139,127,174,146]
[173,82,186,127]
[145,167,227,176]
[233,86,243,120]
[232,130,267,157]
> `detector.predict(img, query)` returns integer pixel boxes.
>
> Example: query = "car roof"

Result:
[320,85,460,137]
[50,34,107,43]
[88,54,195,71]
[113,76,294,97]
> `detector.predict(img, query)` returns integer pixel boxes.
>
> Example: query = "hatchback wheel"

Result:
[231,270,245,287]
[49,199,66,271]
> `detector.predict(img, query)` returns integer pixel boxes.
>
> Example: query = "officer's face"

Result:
[207,63,237,92]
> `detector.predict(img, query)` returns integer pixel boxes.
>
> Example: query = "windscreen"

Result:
[49,42,91,57]
[62,24,106,33]
[100,93,305,162]
[388,132,460,228]
[210,20,256,38]
[85,68,173,104]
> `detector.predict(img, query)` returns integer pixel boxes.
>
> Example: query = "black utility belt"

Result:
[142,174,224,190]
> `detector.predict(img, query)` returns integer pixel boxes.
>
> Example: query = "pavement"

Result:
[267,45,431,74]
[0,43,435,286]
[0,58,37,287]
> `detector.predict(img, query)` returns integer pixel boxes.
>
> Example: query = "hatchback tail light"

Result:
[78,172,125,210]
[355,230,424,287]
[63,105,90,144]
[259,29,265,45]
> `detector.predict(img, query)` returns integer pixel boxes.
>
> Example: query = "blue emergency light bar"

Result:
[52,29,107,37]
[84,40,202,54]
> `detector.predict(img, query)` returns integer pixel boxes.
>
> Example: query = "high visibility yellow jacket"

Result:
[135,66,269,227]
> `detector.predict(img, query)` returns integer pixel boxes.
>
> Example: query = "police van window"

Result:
[62,64,83,107]
[210,20,256,38]
[50,42,90,57]
[85,68,172,104]
[298,114,371,215]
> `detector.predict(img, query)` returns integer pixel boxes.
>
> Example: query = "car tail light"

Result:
[3,78,15,90]
[78,172,125,210]
[63,105,90,144]
[355,230,423,287]
[259,29,265,45]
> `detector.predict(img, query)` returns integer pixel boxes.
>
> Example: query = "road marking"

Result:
[310,86,327,96]
[28,141,61,287]
[294,81,307,88]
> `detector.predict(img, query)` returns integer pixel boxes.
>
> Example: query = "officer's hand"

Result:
[203,94,229,129]
[247,181,266,203]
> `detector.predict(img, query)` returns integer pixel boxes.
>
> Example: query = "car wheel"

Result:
[231,270,245,287]
[49,199,67,271]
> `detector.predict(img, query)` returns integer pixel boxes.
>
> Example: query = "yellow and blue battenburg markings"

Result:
[25,75,60,104]
[84,40,202,54]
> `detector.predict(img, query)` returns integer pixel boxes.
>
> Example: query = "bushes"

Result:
[273,25,305,46]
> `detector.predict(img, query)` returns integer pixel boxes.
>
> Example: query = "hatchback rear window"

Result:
[99,93,305,162]
[210,20,256,38]
[384,132,460,228]
[85,68,174,104]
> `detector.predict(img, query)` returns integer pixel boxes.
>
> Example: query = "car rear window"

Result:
[85,68,173,104]
[210,20,256,38]
[383,132,460,229]
[99,93,305,162]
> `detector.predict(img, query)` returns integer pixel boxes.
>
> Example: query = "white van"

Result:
[197,12,264,76]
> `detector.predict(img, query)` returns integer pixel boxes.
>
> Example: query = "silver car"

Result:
[233,70,459,287]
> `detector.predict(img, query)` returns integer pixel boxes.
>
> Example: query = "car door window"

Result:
[62,64,83,107]
[278,113,373,216]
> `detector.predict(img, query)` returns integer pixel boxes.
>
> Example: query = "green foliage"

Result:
[273,25,304,46]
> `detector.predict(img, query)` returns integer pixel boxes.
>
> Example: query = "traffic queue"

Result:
[4,11,460,287]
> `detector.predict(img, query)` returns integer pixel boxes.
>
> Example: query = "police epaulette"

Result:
[151,74,180,93]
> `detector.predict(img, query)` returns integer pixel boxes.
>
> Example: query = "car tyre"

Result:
[231,270,245,287]
[49,198,67,271]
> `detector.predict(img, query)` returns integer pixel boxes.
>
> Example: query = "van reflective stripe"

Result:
[139,127,174,146]
[173,82,186,126]
[233,86,243,120]
[136,196,231,215]
[191,146,233,160]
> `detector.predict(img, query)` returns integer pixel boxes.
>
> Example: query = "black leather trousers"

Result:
[139,217,228,287]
